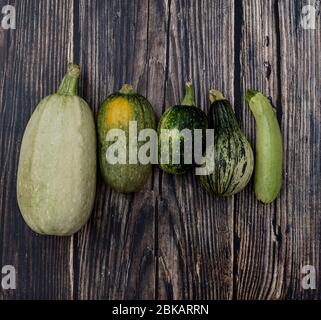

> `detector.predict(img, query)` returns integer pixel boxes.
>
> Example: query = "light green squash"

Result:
[17,64,96,236]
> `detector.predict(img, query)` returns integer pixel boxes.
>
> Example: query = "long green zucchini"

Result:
[245,90,283,203]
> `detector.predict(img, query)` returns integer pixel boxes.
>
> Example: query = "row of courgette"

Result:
[17,64,283,236]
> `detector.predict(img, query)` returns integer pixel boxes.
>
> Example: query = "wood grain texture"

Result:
[75,0,156,300]
[234,0,283,299]
[0,0,320,300]
[158,0,234,299]
[145,0,169,300]
[278,0,321,299]
[0,0,73,299]
[234,0,321,299]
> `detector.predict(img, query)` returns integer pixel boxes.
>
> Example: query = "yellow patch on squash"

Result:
[106,97,133,127]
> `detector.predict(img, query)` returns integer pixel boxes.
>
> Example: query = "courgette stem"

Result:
[209,89,225,103]
[181,81,195,106]
[245,90,258,104]
[57,63,80,96]
[119,84,135,95]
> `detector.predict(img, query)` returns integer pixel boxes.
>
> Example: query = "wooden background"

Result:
[0,0,320,300]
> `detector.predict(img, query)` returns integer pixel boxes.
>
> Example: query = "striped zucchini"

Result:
[158,82,208,175]
[199,90,254,196]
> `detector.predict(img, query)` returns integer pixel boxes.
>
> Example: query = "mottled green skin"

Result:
[199,100,254,196]
[246,90,283,204]
[158,105,208,175]
[17,95,97,236]
[97,92,156,193]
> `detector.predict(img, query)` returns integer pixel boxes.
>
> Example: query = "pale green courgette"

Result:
[17,64,96,236]
[245,90,283,204]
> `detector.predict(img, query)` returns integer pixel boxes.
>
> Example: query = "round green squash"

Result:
[97,84,156,193]
[158,82,208,175]
[199,90,254,196]
[17,64,97,236]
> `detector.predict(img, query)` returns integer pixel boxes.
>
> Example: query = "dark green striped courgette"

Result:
[199,90,254,196]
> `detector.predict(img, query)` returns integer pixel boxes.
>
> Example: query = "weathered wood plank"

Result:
[234,0,283,299]
[158,0,235,299]
[235,0,321,300]
[278,0,321,299]
[0,0,319,301]
[144,0,169,300]
[0,0,73,299]
[75,0,156,299]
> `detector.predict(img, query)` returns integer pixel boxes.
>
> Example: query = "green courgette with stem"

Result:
[245,90,283,204]
[158,82,208,175]
[199,90,254,196]
[97,84,156,193]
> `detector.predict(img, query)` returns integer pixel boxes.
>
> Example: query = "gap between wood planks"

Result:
[232,0,243,300]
